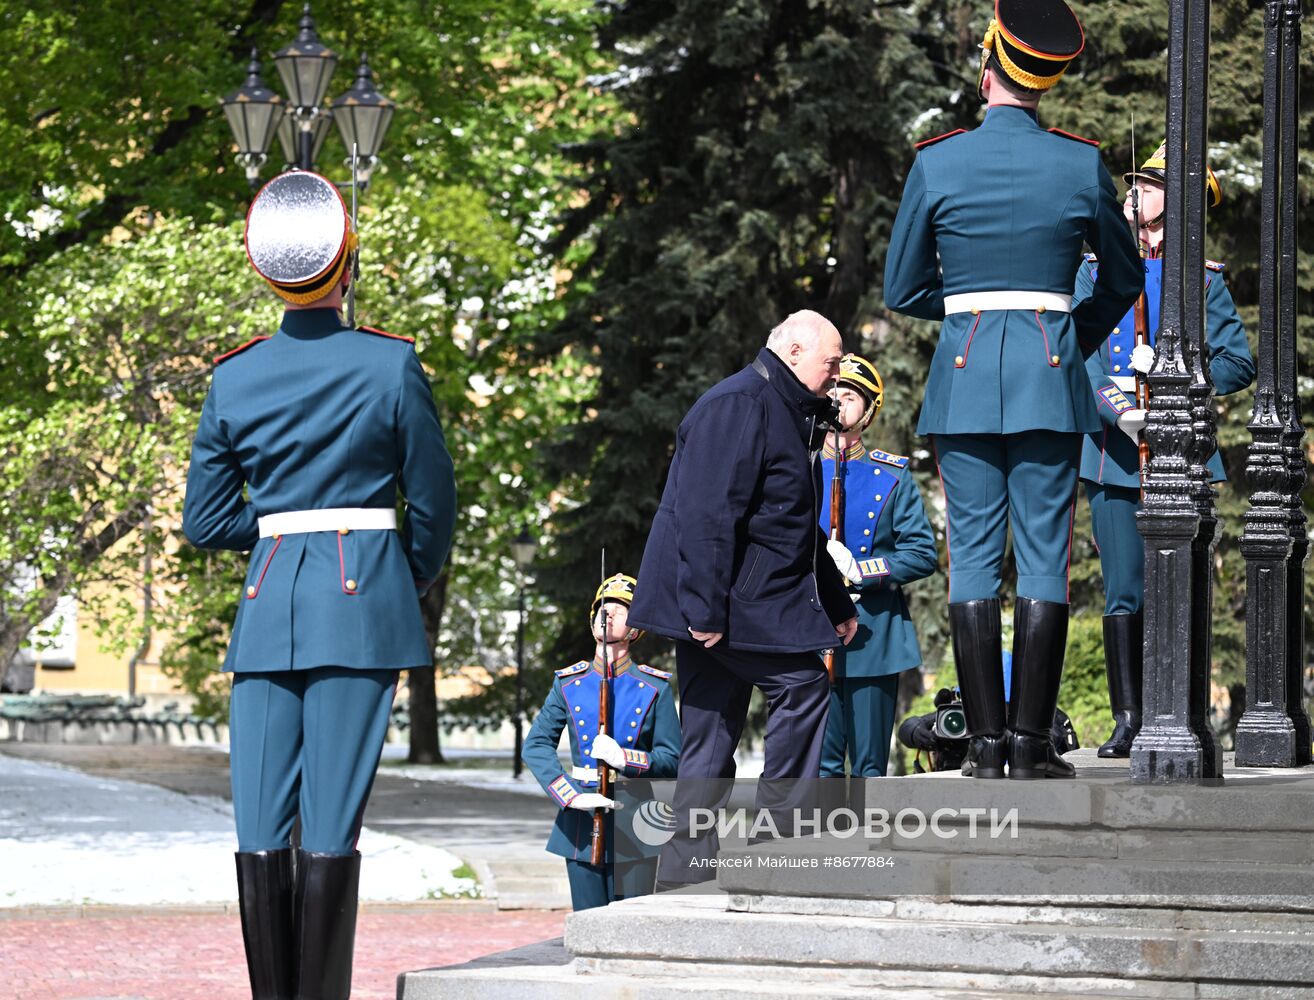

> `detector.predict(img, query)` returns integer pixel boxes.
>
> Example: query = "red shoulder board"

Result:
[214,336,271,365]
[359,325,415,344]
[915,129,966,150]
[1048,128,1100,147]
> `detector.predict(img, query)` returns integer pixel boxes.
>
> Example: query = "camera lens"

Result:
[937,707,967,739]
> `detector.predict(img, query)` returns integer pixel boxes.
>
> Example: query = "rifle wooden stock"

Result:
[1132,286,1152,483]
[822,443,845,684]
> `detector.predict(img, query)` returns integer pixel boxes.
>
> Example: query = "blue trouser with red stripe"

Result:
[229,666,398,855]
[932,432,1082,605]
[819,673,901,778]
[1085,482,1144,615]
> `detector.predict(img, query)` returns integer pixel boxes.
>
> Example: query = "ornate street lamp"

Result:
[331,54,397,189]
[511,526,539,779]
[221,50,283,186]
[220,4,393,186]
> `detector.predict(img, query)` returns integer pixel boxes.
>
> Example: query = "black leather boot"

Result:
[1008,598,1076,780]
[235,849,296,1000]
[1098,612,1143,758]
[949,599,1008,779]
[295,851,361,1000]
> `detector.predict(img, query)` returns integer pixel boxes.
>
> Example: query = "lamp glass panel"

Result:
[331,103,358,152]
[274,56,301,106]
[510,535,538,569]
[276,111,296,165]
[223,102,256,152]
[297,54,337,108]
[311,113,331,161]
[224,99,279,156]
[358,104,394,158]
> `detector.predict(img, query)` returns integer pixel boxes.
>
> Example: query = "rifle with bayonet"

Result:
[821,403,844,685]
[1129,116,1151,487]
[589,550,613,866]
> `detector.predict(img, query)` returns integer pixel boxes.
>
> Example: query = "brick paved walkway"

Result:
[0,906,566,1000]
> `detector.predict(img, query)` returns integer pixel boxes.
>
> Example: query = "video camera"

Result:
[897,686,1079,774]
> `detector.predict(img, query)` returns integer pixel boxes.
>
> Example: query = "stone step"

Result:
[399,895,1314,999]
[562,894,1314,989]
[486,858,568,879]
[711,833,1314,904]
[483,875,570,911]
[399,945,1210,1000]
[838,763,1314,835]
[874,822,1314,865]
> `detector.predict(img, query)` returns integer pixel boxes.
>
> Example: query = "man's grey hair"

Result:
[766,309,832,353]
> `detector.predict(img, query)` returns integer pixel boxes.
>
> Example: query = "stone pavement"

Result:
[0,742,570,909]
[0,906,565,1000]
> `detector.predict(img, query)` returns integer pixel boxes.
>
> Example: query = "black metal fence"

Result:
[1139,0,1311,783]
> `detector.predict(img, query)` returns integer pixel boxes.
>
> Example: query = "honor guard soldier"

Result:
[819,354,938,778]
[1076,141,1254,757]
[522,573,681,910]
[182,171,457,1000]
[883,0,1142,780]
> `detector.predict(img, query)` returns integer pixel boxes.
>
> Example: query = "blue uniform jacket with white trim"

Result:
[1074,256,1254,488]
[883,107,1143,436]
[182,307,457,672]
[819,444,937,678]
[522,654,681,862]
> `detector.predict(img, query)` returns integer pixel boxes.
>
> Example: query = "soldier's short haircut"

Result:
[988,56,1043,100]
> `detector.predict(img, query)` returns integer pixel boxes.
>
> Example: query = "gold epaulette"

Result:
[868,449,910,469]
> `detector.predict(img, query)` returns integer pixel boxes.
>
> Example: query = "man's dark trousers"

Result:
[657,639,830,886]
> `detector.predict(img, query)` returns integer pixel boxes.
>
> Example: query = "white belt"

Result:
[571,765,599,782]
[944,291,1073,315]
[257,507,397,539]
[1110,375,1139,392]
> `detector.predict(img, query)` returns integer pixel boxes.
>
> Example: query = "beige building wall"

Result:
[33,609,181,697]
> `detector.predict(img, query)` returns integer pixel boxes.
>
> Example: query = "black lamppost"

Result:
[220,4,396,188]
[510,527,539,778]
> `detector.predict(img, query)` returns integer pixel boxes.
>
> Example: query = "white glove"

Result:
[1116,408,1147,445]
[826,539,863,586]
[590,733,626,769]
[1129,343,1155,375]
[566,792,621,812]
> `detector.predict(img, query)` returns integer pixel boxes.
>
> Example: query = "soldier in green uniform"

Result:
[1076,141,1254,756]
[183,170,457,999]
[522,573,681,910]
[883,0,1142,780]
[819,354,938,778]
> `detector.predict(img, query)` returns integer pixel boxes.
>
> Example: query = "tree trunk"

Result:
[408,572,449,764]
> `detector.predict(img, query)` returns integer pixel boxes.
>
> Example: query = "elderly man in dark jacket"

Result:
[629,309,858,887]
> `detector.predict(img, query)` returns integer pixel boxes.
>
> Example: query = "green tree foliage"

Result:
[541,0,1313,746]
[540,0,958,668]
[0,2,614,748]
